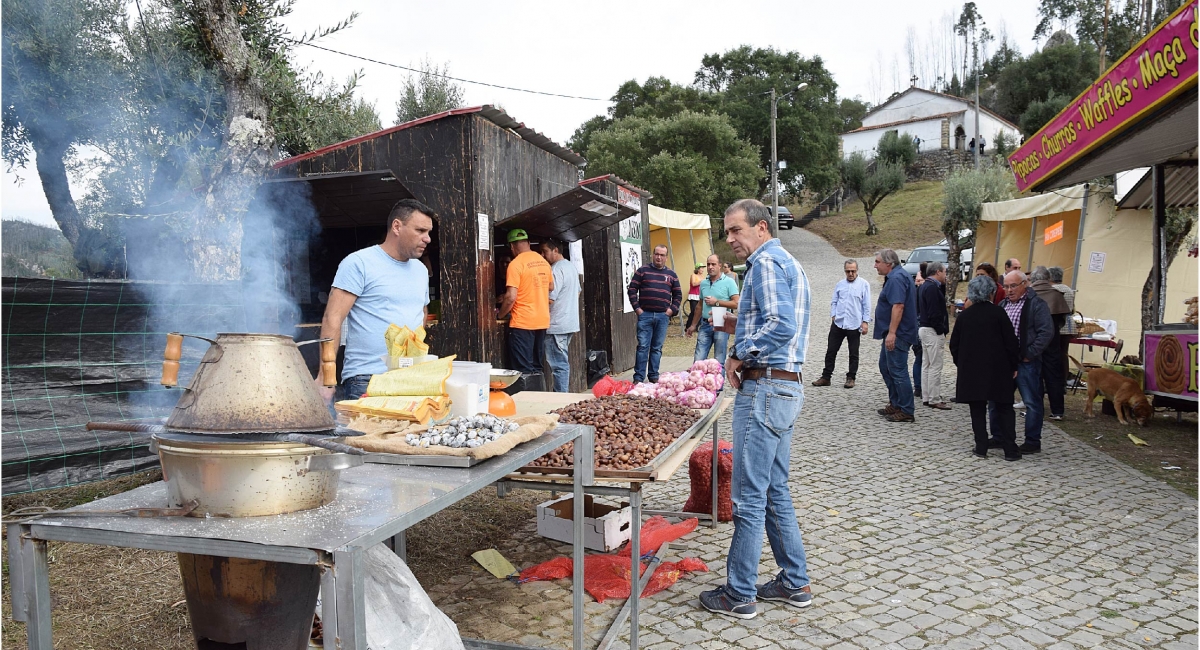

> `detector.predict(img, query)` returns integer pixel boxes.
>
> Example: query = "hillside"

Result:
[804,181,946,256]
[2,219,83,279]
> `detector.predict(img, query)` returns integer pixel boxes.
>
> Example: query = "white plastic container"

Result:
[711,306,727,328]
[447,361,491,418]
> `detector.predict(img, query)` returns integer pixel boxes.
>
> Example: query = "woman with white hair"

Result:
[949,275,1022,460]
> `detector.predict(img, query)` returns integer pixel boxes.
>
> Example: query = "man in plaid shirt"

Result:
[700,199,813,619]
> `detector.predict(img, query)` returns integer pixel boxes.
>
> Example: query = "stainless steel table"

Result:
[7,424,595,650]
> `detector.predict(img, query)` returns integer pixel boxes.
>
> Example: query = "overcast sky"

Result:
[2,0,1044,228]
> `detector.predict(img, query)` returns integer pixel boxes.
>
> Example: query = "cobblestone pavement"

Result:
[430,227,1198,649]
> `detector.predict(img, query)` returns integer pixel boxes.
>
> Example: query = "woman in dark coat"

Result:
[949,275,1022,460]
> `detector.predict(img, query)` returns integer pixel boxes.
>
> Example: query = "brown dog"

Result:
[1084,368,1153,426]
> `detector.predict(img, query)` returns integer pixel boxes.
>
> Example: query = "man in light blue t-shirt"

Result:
[540,238,580,393]
[317,199,434,401]
[686,254,740,367]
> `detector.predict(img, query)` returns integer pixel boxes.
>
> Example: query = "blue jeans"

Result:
[341,374,372,401]
[878,343,915,415]
[726,377,809,602]
[693,321,729,367]
[1016,359,1044,444]
[912,342,922,394]
[508,327,545,374]
[634,311,669,382]
[545,333,573,393]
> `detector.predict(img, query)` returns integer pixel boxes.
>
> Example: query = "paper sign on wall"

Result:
[570,240,584,279]
[1044,220,1064,245]
[1088,251,1106,273]
[477,214,490,250]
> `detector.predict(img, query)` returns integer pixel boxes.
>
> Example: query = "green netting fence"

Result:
[1,277,274,495]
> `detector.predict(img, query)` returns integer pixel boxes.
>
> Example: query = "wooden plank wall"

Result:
[279,116,481,363]
[469,117,586,390]
[580,178,651,375]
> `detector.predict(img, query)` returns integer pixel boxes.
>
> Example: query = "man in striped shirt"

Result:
[700,199,813,619]
[627,245,682,383]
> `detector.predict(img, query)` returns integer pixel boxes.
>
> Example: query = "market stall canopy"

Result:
[1116,162,1199,209]
[1008,3,1198,193]
[495,186,638,242]
[980,185,1089,222]
[648,205,713,275]
[256,171,414,229]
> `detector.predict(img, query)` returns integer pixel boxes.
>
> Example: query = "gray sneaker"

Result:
[699,585,758,619]
[755,576,813,608]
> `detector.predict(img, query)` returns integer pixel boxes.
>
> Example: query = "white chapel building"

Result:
[840,87,1022,160]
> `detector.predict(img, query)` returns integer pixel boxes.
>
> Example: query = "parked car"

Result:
[769,206,794,230]
[936,228,974,278]
[902,245,951,280]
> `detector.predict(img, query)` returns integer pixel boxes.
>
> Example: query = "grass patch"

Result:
[1053,390,1198,498]
[1100,610,1122,618]
[804,181,946,257]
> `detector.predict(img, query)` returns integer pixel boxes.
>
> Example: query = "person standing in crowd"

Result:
[974,263,1006,304]
[873,249,919,423]
[912,264,926,398]
[813,259,871,389]
[978,137,986,155]
[497,229,554,382]
[540,238,580,393]
[722,261,739,286]
[950,275,1021,460]
[687,254,740,368]
[700,199,812,619]
[628,244,682,383]
[918,261,951,409]
[1030,266,1071,421]
[686,264,704,334]
[317,199,434,401]
[991,271,1054,453]
[1004,258,1022,274]
[1049,267,1077,391]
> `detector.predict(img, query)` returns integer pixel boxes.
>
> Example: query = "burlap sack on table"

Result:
[345,414,560,461]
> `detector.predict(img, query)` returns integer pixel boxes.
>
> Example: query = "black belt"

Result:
[740,367,801,383]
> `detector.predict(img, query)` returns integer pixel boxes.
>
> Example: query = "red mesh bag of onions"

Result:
[683,440,733,521]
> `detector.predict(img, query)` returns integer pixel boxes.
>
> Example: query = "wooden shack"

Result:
[578,175,652,374]
[268,106,636,391]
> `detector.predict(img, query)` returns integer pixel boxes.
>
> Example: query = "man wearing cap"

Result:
[497,229,554,381]
[628,244,682,383]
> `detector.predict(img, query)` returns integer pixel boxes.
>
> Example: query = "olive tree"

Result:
[940,163,1016,300]
[841,152,905,236]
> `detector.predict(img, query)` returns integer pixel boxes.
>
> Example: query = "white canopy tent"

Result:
[976,184,1197,360]
[647,204,713,276]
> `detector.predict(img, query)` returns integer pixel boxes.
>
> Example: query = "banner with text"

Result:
[1009,1,1198,192]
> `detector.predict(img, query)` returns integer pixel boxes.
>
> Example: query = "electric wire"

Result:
[285,39,609,102]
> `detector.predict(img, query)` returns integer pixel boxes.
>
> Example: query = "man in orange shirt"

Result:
[497,229,554,378]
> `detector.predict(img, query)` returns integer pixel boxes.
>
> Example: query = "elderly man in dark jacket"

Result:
[1030,266,1071,420]
[951,275,1021,460]
[990,270,1055,453]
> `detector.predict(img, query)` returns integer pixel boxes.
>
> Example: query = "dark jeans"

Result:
[1041,335,1066,417]
[970,400,1017,456]
[912,342,923,393]
[634,311,669,382]
[509,327,546,374]
[878,343,915,414]
[341,374,372,401]
[990,359,1044,445]
[821,323,861,379]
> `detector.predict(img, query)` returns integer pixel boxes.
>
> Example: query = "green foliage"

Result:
[841,152,906,235]
[1020,91,1073,136]
[877,131,918,167]
[837,97,871,132]
[1,219,84,278]
[568,76,718,154]
[992,39,1098,129]
[694,46,843,195]
[992,130,1015,159]
[584,111,763,220]
[394,58,465,125]
[941,163,1016,237]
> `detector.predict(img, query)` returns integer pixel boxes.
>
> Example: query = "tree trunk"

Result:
[945,237,962,309]
[1138,218,1194,358]
[865,210,878,236]
[183,0,277,282]
[32,139,86,248]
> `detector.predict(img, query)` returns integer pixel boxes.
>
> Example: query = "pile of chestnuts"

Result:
[530,395,699,470]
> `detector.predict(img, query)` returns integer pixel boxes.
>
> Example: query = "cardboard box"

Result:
[536,495,631,552]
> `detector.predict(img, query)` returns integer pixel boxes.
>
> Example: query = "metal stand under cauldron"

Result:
[96,332,365,650]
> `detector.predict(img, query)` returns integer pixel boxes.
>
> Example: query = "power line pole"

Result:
[771,88,779,223]
[973,32,981,170]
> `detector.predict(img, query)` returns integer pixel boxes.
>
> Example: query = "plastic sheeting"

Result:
[648,205,714,279]
[1,277,291,495]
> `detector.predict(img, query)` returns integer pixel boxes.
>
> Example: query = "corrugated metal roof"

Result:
[274,105,586,169]
[579,174,653,199]
[1116,163,1199,210]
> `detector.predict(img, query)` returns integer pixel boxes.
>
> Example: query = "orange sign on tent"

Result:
[1044,220,1064,245]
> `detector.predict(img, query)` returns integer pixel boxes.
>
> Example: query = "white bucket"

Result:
[447,361,491,417]
[711,306,727,328]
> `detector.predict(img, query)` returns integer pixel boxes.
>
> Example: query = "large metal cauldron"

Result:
[156,332,361,518]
